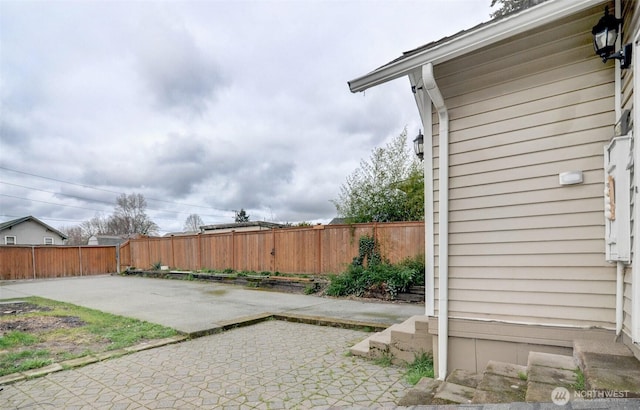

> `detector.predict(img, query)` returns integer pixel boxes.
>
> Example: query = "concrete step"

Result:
[396,377,442,406]
[349,338,370,357]
[389,315,431,364]
[525,352,577,403]
[434,381,476,404]
[573,338,640,397]
[472,360,527,404]
[349,328,390,358]
[349,315,431,364]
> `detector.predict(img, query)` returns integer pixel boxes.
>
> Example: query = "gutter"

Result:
[348,0,604,93]
[615,0,624,340]
[422,63,450,380]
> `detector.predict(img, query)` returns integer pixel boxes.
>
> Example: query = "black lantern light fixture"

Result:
[592,6,632,69]
[413,130,424,161]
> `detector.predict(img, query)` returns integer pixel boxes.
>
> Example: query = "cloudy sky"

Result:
[1,0,492,235]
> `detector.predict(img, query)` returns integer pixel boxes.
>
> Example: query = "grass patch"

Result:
[405,352,434,385]
[0,350,52,375]
[0,297,178,377]
[373,351,394,367]
[573,368,585,391]
[0,331,38,349]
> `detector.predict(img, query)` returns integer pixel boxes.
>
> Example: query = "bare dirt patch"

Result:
[0,316,86,333]
[1,302,85,334]
[0,298,177,377]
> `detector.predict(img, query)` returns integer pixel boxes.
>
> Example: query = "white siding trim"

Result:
[348,0,605,92]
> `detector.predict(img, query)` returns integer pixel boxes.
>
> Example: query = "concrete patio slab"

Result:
[0,275,423,335]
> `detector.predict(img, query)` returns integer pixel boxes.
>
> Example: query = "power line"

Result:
[0,166,233,216]
[0,181,228,219]
[1,181,116,206]
[0,214,86,224]
[0,194,109,213]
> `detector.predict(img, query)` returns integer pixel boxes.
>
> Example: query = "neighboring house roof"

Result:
[163,231,199,237]
[0,216,68,239]
[88,235,126,246]
[328,217,348,225]
[348,0,603,93]
[200,221,286,232]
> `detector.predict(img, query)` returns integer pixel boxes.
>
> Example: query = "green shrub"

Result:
[326,254,425,299]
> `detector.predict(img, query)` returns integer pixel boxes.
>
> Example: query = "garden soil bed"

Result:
[123,270,425,303]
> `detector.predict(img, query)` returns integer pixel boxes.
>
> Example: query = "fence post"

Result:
[171,235,175,269]
[79,246,83,276]
[231,231,235,271]
[116,244,120,273]
[198,234,202,271]
[271,229,276,272]
[32,246,36,279]
[317,227,322,274]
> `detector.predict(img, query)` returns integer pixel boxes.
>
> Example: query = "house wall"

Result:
[426,3,620,373]
[0,220,65,245]
[429,3,616,371]
[432,3,616,327]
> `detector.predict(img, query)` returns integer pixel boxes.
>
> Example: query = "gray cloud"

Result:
[131,18,227,115]
[0,0,490,233]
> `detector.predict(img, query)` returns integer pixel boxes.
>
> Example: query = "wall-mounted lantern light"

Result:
[592,6,632,69]
[413,130,424,161]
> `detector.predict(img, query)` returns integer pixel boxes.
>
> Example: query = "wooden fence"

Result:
[120,221,425,275]
[0,222,424,280]
[0,245,117,280]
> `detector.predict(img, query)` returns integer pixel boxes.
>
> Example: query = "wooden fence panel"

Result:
[201,234,233,270]
[129,240,150,269]
[120,241,131,267]
[147,238,172,268]
[0,245,117,280]
[171,236,200,270]
[273,228,320,274]
[234,231,273,272]
[81,246,117,274]
[320,223,377,274]
[34,247,81,278]
[0,246,34,280]
[376,222,425,263]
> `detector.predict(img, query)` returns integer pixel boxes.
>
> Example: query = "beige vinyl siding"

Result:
[429,3,617,328]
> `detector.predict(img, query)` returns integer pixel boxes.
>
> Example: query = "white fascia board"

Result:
[348,0,605,93]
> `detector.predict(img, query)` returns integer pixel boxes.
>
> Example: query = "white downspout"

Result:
[409,71,435,317]
[617,262,624,337]
[423,62,449,380]
[614,0,624,339]
[633,9,640,344]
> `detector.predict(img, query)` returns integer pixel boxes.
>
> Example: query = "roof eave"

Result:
[348,0,604,93]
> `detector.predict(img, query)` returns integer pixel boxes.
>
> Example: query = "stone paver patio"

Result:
[1,320,410,409]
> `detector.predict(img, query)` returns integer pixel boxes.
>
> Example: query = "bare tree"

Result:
[80,214,111,238]
[75,193,159,239]
[110,193,159,235]
[183,214,204,232]
[59,225,86,245]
